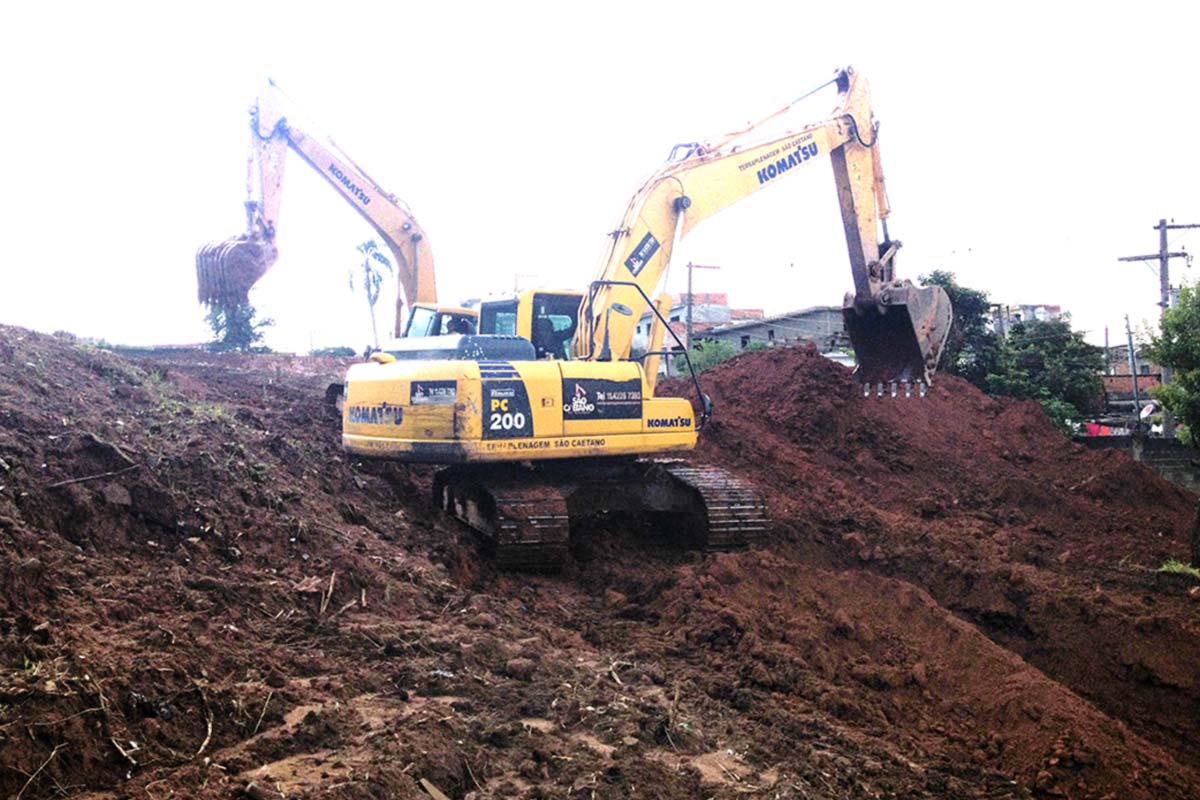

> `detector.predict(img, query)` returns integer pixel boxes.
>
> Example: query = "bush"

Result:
[673,338,759,373]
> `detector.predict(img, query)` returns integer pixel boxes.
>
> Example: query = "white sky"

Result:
[1,1,1197,352]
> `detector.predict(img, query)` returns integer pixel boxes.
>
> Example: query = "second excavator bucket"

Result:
[195,236,278,307]
[843,280,953,386]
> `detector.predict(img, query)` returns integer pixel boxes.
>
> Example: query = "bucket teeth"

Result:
[863,380,927,399]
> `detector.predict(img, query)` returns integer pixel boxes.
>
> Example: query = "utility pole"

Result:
[1104,326,1110,375]
[1126,314,1141,429]
[685,262,721,349]
[1116,218,1194,315]
[1118,218,1199,438]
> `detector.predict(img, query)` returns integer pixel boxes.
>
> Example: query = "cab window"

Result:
[405,306,437,337]
[479,299,518,336]
[530,293,580,360]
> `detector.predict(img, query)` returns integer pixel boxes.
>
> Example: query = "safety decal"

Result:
[410,380,457,406]
[624,233,660,277]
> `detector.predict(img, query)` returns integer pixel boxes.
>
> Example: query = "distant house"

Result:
[707,306,850,353]
[1102,343,1162,413]
[991,304,1067,337]
[633,294,856,373]
[631,293,764,352]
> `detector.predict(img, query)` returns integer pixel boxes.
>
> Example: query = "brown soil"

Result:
[0,329,1197,799]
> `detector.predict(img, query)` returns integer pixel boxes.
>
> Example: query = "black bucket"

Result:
[842,281,952,385]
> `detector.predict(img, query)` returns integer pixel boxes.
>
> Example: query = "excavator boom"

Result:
[577,67,950,385]
[197,83,446,338]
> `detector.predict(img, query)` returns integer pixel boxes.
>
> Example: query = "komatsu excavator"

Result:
[196,82,476,338]
[340,67,952,570]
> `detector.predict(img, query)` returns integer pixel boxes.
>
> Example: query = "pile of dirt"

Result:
[0,327,1197,799]
[663,345,1200,793]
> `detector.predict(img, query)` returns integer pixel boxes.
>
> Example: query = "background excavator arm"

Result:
[197,83,438,338]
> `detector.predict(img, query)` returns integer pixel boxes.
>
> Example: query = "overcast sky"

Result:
[2,1,1197,352]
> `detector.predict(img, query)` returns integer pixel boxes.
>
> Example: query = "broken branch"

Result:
[252,690,273,736]
[319,571,337,616]
[15,743,65,799]
[47,463,141,489]
[194,685,214,758]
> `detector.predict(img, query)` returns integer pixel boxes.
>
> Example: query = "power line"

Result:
[1117,218,1200,438]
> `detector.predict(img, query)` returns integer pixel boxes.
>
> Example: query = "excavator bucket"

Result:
[843,280,953,386]
[195,236,277,307]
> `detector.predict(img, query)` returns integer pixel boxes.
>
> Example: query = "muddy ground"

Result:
[0,326,1197,799]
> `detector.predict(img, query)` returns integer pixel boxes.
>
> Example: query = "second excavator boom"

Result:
[196,82,467,338]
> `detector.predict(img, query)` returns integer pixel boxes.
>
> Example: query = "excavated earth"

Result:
[0,326,1197,799]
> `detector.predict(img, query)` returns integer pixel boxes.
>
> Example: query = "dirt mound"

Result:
[1,327,1197,798]
[663,345,1200,790]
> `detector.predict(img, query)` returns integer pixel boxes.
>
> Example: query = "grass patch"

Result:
[1157,559,1200,581]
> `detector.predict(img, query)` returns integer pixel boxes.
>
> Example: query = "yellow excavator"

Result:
[341,67,952,569]
[196,82,476,338]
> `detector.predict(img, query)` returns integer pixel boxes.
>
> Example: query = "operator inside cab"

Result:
[448,316,476,335]
[532,313,575,360]
[476,291,582,360]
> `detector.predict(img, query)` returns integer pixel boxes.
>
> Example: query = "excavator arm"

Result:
[197,83,438,338]
[577,67,951,385]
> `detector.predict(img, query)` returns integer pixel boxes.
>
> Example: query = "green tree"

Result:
[206,301,274,352]
[1146,282,1200,444]
[919,270,1000,387]
[984,319,1104,431]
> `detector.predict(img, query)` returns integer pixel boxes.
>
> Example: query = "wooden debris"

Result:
[16,743,65,799]
[319,571,337,616]
[419,777,452,800]
[243,780,283,799]
[194,684,214,758]
[47,463,140,489]
[252,690,274,735]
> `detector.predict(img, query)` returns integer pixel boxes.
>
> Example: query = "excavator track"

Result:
[434,469,570,572]
[658,463,769,550]
[433,460,767,571]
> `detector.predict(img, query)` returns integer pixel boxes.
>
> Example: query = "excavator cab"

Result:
[477,290,583,360]
[402,303,479,337]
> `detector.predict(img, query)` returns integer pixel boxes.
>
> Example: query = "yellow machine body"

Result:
[333,66,951,570]
[342,358,696,462]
